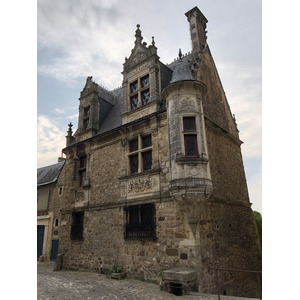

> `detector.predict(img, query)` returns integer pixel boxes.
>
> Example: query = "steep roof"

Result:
[37,160,65,187]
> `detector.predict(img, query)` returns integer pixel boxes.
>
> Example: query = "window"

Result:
[183,117,199,158]
[83,106,90,130]
[71,211,84,240]
[79,156,87,186]
[128,135,152,174]
[54,219,59,227]
[124,203,156,240]
[58,187,63,196]
[129,74,150,110]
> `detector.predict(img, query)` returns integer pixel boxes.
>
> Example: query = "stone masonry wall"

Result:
[205,119,249,204]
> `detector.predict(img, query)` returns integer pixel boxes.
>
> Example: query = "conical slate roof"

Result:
[170,58,194,84]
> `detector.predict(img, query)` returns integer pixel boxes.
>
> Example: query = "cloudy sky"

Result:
[37,0,262,212]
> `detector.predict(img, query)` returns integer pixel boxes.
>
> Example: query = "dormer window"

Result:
[129,74,150,110]
[83,106,90,130]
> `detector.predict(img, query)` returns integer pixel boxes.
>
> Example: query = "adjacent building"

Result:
[42,6,261,298]
[37,158,65,262]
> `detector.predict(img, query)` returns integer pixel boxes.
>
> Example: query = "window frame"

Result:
[129,74,150,110]
[78,156,87,186]
[182,116,199,158]
[70,211,84,240]
[124,203,156,240]
[83,106,90,130]
[128,134,152,174]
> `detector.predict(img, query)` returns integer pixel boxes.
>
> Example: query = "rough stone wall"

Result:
[197,202,262,298]
[205,119,249,204]
[196,47,238,139]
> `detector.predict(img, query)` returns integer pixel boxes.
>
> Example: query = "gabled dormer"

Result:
[121,25,164,124]
[75,76,101,141]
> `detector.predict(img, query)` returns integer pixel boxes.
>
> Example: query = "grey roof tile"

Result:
[37,161,65,186]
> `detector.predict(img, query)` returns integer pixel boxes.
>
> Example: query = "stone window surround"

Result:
[129,73,150,110]
[128,133,153,175]
[181,114,201,158]
[83,105,90,130]
[128,134,152,175]
[124,202,156,240]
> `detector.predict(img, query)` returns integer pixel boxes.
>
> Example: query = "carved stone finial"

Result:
[152,36,155,46]
[179,48,183,59]
[67,122,73,136]
[135,24,143,44]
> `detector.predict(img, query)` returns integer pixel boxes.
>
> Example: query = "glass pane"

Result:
[130,81,138,93]
[185,135,198,157]
[130,95,138,109]
[142,151,152,171]
[142,135,152,148]
[84,106,90,116]
[84,118,89,130]
[141,75,149,88]
[183,117,196,131]
[141,89,150,104]
[129,139,138,152]
[130,154,138,174]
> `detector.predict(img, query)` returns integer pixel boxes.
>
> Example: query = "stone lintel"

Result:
[163,267,197,283]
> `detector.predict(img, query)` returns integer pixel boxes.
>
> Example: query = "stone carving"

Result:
[128,176,152,194]
[127,62,149,78]
[76,191,85,202]
[127,107,150,122]
[189,167,199,177]
[180,97,196,112]
[132,52,147,66]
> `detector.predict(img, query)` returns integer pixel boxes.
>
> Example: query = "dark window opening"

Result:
[142,135,152,148]
[83,106,90,130]
[142,151,152,171]
[59,187,63,195]
[124,203,156,240]
[71,211,84,240]
[79,156,87,186]
[141,89,150,105]
[130,95,138,110]
[129,139,138,152]
[55,219,59,227]
[183,117,196,132]
[130,154,138,174]
[184,134,199,158]
[130,80,138,93]
[141,75,149,88]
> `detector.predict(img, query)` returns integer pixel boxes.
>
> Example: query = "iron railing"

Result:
[208,267,262,300]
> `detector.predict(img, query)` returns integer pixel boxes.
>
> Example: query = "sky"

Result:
[37,0,262,212]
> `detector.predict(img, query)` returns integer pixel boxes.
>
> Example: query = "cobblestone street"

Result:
[37,262,258,300]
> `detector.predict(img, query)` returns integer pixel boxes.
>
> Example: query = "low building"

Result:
[37,158,65,262]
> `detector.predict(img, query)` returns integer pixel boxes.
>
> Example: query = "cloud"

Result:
[37,115,66,167]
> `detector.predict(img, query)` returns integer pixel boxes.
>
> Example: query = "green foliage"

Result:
[253,210,262,245]
[111,264,123,273]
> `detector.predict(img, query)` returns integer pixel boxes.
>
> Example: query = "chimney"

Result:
[58,153,65,163]
[185,7,208,56]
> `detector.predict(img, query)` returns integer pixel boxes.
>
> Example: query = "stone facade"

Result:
[53,6,261,298]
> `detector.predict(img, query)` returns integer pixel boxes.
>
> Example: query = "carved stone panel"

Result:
[126,174,159,199]
[75,189,89,208]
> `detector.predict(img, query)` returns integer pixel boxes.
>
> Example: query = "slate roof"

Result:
[37,160,65,187]
[74,53,195,140]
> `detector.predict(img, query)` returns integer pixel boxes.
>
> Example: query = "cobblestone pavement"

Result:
[37,262,257,300]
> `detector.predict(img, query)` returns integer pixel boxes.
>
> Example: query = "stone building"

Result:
[57,6,261,298]
[37,158,65,262]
